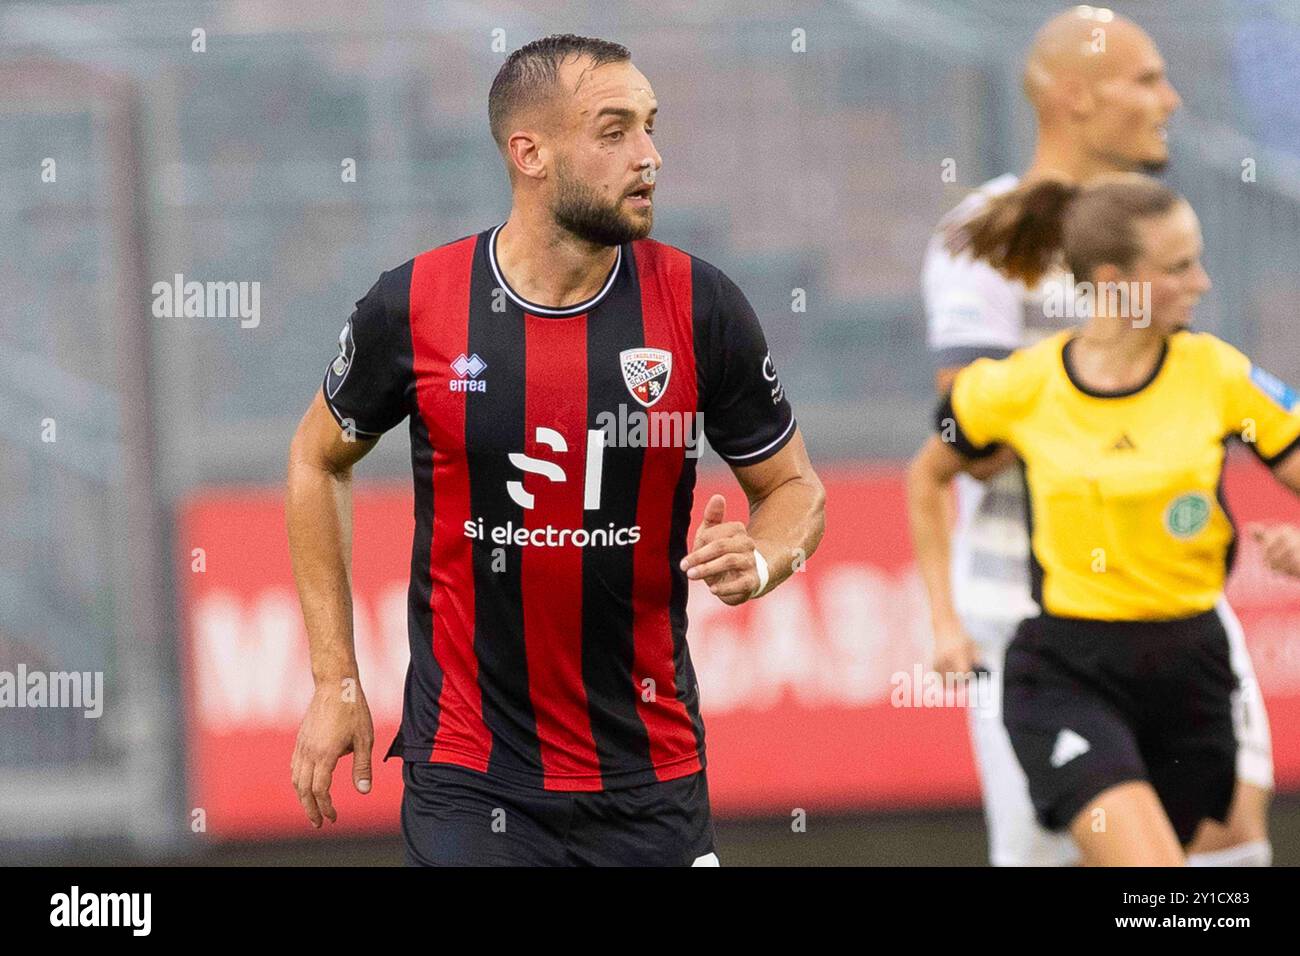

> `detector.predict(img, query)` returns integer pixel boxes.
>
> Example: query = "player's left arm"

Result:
[683,267,825,605]
[681,428,825,606]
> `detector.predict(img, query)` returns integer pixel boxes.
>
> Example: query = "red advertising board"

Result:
[178,457,1300,839]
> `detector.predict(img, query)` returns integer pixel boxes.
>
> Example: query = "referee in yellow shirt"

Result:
[908,174,1300,866]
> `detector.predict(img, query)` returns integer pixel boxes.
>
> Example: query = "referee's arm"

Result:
[285,390,381,828]
[1251,451,1300,578]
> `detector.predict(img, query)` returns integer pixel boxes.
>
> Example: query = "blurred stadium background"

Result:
[3,0,1300,865]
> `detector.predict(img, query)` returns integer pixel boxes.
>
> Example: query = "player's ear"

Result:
[1061,75,1096,122]
[506,131,547,182]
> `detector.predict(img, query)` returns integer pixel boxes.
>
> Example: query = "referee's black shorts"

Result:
[400,762,717,866]
[1002,608,1238,845]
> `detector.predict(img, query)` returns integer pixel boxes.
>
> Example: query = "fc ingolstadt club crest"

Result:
[620,348,672,408]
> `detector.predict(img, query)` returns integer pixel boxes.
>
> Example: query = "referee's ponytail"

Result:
[946,174,1181,288]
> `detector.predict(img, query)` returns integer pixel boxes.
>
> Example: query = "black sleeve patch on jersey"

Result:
[321,268,413,437]
[698,266,796,465]
[935,391,1000,459]
[325,316,357,401]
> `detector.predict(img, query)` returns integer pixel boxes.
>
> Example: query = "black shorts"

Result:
[400,762,717,866]
[1002,609,1238,845]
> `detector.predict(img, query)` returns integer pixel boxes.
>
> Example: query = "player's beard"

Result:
[551,158,652,246]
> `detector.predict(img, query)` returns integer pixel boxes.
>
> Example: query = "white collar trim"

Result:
[488,222,622,316]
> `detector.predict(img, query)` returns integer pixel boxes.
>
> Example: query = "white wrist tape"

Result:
[750,548,771,599]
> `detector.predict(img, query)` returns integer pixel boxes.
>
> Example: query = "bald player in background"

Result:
[922,5,1274,867]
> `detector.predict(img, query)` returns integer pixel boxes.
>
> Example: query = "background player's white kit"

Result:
[922,175,1274,867]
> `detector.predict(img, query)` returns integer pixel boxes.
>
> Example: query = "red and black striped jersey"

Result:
[323,224,796,791]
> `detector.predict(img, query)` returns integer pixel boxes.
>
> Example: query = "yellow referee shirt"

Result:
[946,330,1300,620]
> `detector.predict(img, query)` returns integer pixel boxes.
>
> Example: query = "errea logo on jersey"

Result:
[451,353,487,392]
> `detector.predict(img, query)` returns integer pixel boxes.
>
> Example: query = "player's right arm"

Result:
[286,272,410,827]
[286,392,379,828]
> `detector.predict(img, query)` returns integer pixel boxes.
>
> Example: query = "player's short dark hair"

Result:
[488,34,631,149]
